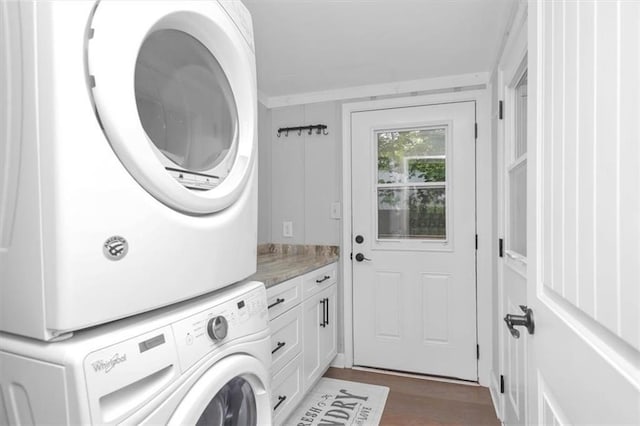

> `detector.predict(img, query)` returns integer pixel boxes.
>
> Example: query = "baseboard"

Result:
[330,353,346,368]
[489,371,502,421]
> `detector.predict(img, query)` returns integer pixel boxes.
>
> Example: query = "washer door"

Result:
[169,355,271,425]
[87,0,256,214]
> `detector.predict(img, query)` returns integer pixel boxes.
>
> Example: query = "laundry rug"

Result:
[283,378,389,426]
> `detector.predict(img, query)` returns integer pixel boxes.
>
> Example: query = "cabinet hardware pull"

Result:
[316,275,331,283]
[271,341,286,354]
[274,395,287,411]
[325,297,329,326]
[320,299,326,327]
[268,298,285,309]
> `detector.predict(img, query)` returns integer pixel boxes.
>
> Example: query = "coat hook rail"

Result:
[277,124,328,137]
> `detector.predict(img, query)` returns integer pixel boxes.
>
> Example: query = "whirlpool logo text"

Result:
[91,353,127,373]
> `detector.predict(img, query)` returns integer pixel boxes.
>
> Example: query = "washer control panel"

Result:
[171,287,267,371]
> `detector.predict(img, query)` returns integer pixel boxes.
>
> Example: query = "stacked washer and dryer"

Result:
[0,0,271,424]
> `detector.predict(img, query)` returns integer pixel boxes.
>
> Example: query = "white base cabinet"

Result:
[302,284,337,391]
[266,262,338,425]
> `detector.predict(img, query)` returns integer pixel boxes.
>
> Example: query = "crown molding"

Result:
[259,72,490,109]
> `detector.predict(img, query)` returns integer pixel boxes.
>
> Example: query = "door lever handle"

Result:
[504,305,535,339]
[354,253,371,262]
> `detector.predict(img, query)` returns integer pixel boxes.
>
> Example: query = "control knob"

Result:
[206,316,228,342]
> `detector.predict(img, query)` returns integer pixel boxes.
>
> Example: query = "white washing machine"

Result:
[0,0,258,341]
[0,281,272,425]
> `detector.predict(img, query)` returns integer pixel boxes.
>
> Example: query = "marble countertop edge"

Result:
[249,244,339,288]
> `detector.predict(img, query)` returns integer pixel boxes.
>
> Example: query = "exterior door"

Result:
[526,1,640,424]
[351,102,477,381]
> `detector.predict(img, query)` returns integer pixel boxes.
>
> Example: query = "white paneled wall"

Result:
[259,101,341,245]
[539,0,639,350]
[270,106,306,244]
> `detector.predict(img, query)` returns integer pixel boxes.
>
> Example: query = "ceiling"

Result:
[244,0,514,100]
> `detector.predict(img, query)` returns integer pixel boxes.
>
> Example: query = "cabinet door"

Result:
[319,284,338,368]
[302,292,322,391]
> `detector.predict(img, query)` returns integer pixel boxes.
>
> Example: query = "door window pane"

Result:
[509,161,527,256]
[196,376,256,426]
[376,127,447,241]
[508,71,528,257]
[378,187,446,239]
[135,29,238,173]
[377,128,446,184]
[514,72,528,158]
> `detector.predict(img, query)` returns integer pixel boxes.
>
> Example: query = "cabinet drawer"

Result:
[270,304,302,374]
[271,353,303,426]
[302,263,337,299]
[266,276,303,321]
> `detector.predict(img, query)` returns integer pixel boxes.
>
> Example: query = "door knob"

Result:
[354,253,371,262]
[504,305,535,339]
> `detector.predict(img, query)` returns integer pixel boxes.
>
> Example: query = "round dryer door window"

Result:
[196,376,257,426]
[135,29,238,178]
[87,1,257,214]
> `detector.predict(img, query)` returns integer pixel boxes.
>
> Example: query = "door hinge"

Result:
[474,122,478,139]
[499,100,504,120]
[499,238,504,258]
[475,234,478,250]
[476,344,480,359]
[500,375,505,393]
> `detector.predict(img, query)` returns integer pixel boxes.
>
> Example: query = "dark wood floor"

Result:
[323,368,500,426]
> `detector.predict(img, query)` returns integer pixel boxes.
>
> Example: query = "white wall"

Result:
[258,102,341,246]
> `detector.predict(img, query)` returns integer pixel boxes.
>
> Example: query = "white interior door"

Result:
[497,9,529,424]
[526,1,640,424]
[500,68,529,425]
[351,102,477,381]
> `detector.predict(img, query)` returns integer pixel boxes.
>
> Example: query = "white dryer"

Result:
[0,0,258,340]
[0,281,273,425]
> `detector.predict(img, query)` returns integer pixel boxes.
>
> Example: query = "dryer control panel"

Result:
[171,287,268,371]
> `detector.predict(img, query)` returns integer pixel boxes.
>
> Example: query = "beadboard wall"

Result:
[257,101,341,246]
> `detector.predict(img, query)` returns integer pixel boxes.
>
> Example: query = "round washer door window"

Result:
[135,28,238,177]
[196,376,257,426]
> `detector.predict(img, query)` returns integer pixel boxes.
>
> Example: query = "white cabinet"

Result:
[266,262,338,425]
[302,284,337,392]
[319,284,337,372]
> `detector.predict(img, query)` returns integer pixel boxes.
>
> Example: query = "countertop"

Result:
[249,244,339,288]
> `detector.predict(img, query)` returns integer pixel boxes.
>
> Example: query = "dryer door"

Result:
[87,0,256,215]
[169,355,271,425]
